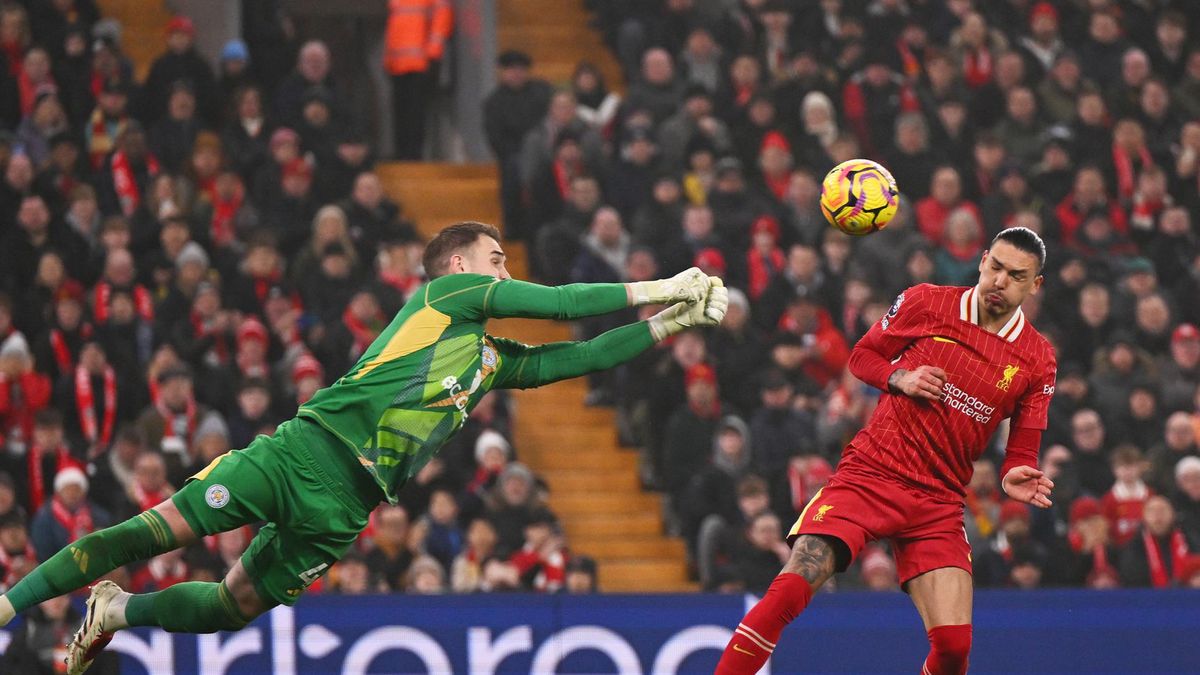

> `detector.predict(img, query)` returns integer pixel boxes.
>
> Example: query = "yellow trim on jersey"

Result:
[354,305,452,379]
[191,450,232,481]
[789,487,826,537]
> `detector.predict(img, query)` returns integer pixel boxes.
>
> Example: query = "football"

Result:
[819,158,900,235]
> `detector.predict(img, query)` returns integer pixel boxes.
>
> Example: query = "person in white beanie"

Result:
[30,465,111,562]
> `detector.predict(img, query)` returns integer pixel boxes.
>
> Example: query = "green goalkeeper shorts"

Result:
[172,417,383,606]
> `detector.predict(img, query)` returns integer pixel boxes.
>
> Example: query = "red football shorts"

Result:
[787,466,972,586]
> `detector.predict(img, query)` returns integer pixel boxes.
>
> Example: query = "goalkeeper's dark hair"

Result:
[423,221,502,279]
[991,226,1046,272]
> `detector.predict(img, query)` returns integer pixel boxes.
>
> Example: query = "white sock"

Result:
[0,595,14,627]
[102,592,132,631]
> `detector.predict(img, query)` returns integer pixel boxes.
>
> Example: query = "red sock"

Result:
[715,573,813,674]
[922,624,972,675]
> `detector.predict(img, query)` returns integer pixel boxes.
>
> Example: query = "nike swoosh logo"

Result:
[733,643,756,656]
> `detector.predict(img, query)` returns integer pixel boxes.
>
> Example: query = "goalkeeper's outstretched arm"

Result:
[492,280,729,389]
[482,268,712,321]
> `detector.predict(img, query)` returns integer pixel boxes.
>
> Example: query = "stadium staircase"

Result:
[95,0,174,80]
[378,163,694,592]
[497,0,622,88]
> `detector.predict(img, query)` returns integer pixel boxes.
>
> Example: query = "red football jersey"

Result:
[841,284,1057,502]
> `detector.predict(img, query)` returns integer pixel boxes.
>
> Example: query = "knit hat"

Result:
[474,429,512,463]
[1172,324,1199,345]
[269,127,299,150]
[175,241,210,270]
[1000,500,1030,524]
[751,215,781,241]
[237,317,268,346]
[0,333,30,359]
[292,353,323,384]
[499,462,534,488]
[194,412,228,441]
[694,248,727,276]
[760,130,791,154]
[220,39,249,63]
[166,16,195,37]
[1175,456,1200,482]
[1029,2,1058,26]
[54,466,88,494]
[1069,496,1103,525]
[156,363,192,385]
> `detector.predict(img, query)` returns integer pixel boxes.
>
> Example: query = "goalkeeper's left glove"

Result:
[628,267,711,306]
[647,277,728,342]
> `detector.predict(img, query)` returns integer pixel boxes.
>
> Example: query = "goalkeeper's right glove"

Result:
[628,267,711,306]
[647,278,729,342]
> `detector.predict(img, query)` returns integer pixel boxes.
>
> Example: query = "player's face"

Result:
[977,241,1042,319]
[454,236,511,280]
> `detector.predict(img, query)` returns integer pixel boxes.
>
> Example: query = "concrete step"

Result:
[548,491,660,515]
[597,559,690,588]
[375,162,497,181]
[523,447,636,471]
[573,536,686,560]
[562,512,661,538]
[541,468,639,492]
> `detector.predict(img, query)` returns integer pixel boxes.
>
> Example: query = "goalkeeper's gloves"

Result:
[647,277,729,342]
[628,267,711,306]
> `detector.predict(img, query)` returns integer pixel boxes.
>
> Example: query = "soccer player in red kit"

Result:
[716,227,1057,675]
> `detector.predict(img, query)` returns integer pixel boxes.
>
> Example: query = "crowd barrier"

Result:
[1,589,1196,673]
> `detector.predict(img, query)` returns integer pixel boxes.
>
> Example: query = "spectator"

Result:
[663,363,725,507]
[483,50,552,241]
[509,508,566,592]
[328,552,378,595]
[964,460,1002,552]
[1160,323,1200,413]
[564,555,598,593]
[0,511,35,591]
[1119,495,1192,587]
[130,547,188,593]
[1173,456,1200,550]
[418,488,463,572]
[624,47,684,125]
[273,40,335,128]
[723,511,789,594]
[1103,445,1153,546]
[29,466,110,561]
[143,16,216,125]
[405,555,447,594]
[450,517,497,593]
[915,165,982,245]
[487,462,540,558]
[364,504,414,591]
[383,0,452,160]
[681,415,751,553]
[1148,412,1200,495]
[0,333,52,461]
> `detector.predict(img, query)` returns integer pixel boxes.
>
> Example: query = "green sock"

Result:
[124,582,251,633]
[6,511,176,614]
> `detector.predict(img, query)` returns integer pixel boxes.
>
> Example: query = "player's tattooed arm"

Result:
[783,535,837,588]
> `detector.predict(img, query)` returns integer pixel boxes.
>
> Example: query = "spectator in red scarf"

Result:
[18,410,78,517]
[97,121,160,217]
[914,165,983,245]
[91,247,153,326]
[1119,494,1193,587]
[755,131,793,205]
[85,78,131,170]
[315,290,384,375]
[964,460,1002,551]
[1055,496,1121,588]
[509,508,567,593]
[776,289,850,388]
[124,451,173,518]
[133,363,203,460]
[53,341,125,458]
[1109,118,1156,203]
[29,465,110,561]
[171,280,234,376]
[1103,445,1153,546]
[842,50,919,157]
[976,500,1047,587]
[747,216,784,301]
[371,235,424,315]
[233,316,270,382]
[1055,165,1129,245]
[0,333,51,462]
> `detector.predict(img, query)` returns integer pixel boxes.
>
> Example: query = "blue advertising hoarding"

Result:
[1,590,1196,673]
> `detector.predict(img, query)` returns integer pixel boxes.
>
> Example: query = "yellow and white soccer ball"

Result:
[819,158,900,235]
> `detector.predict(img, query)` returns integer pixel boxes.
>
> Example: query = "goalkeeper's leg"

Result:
[0,501,193,625]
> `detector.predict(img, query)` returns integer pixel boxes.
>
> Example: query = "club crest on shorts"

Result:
[205,484,230,509]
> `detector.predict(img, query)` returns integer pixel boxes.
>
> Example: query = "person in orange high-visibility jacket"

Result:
[384,0,453,159]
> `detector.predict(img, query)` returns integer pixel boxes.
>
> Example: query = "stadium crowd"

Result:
[0,4,1197,654]
[487,0,1200,593]
[0,7,599,658]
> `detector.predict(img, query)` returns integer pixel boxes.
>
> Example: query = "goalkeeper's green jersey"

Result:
[297,273,652,503]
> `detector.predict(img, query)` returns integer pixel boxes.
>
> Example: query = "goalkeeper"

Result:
[0,221,728,674]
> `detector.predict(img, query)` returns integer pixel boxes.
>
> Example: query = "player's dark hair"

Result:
[423,221,502,279]
[991,226,1046,272]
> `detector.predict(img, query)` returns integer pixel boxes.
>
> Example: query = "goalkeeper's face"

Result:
[453,236,511,280]
[977,241,1042,318]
